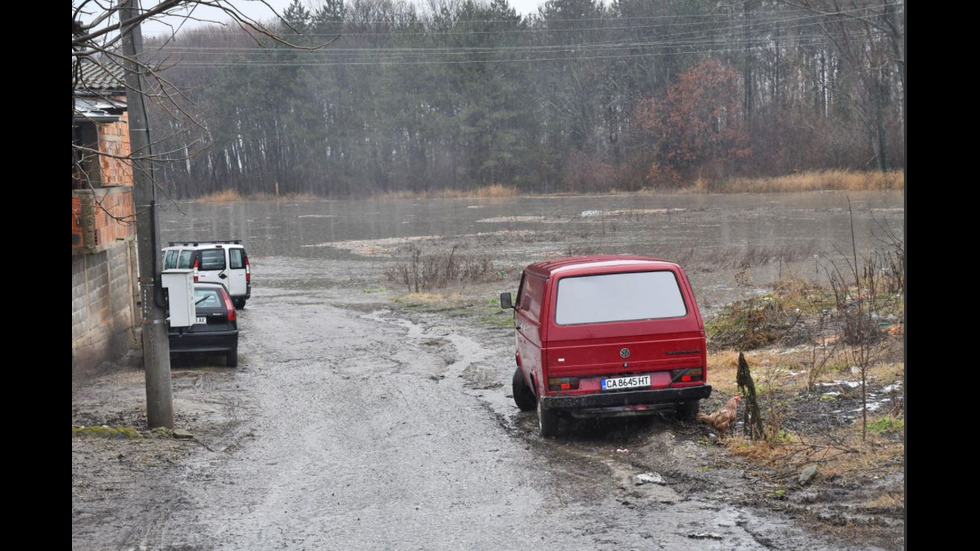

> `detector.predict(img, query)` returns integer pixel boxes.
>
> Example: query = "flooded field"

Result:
[73,191,904,550]
[160,190,903,313]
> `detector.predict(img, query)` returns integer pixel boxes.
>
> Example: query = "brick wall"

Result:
[98,111,133,187]
[72,187,135,251]
[72,238,139,379]
[72,196,84,248]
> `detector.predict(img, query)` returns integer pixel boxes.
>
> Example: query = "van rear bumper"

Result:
[540,385,712,412]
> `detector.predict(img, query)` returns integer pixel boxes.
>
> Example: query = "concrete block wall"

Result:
[72,238,139,379]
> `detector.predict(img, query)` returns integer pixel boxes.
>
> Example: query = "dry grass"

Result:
[727,419,904,479]
[722,170,905,193]
[195,189,244,202]
[371,185,519,200]
[195,189,319,202]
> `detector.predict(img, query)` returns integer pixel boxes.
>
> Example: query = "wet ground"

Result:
[72,191,904,550]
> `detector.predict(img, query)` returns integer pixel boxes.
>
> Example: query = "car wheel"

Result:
[234,298,247,309]
[537,398,559,437]
[512,368,536,412]
[227,349,238,368]
[676,400,699,421]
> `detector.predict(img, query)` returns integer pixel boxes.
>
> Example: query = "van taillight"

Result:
[192,257,199,282]
[222,291,236,322]
[671,368,703,383]
[244,255,250,283]
[548,377,580,391]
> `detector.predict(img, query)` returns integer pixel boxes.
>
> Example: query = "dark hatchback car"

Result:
[169,282,239,367]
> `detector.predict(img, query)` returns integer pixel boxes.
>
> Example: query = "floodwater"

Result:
[77,192,904,550]
[159,190,903,313]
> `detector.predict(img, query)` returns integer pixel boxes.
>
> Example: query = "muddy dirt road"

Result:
[73,192,903,549]
[74,283,860,550]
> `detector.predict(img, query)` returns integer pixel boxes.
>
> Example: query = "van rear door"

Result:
[226,247,249,297]
[544,269,706,394]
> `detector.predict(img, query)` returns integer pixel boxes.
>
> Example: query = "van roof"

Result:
[164,241,244,249]
[526,255,676,277]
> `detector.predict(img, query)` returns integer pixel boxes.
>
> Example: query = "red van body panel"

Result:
[510,256,711,430]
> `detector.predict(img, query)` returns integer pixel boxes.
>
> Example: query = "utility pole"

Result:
[120,0,174,428]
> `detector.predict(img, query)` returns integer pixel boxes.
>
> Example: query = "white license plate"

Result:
[602,374,651,391]
[196,316,207,324]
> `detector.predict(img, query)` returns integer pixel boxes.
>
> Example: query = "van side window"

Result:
[177,250,193,269]
[199,249,226,271]
[164,250,177,270]
[520,274,545,323]
[229,249,245,269]
[515,273,527,311]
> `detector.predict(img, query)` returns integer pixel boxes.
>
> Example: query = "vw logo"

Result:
[619,348,631,359]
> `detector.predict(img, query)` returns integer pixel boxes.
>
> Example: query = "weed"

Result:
[867,417,904,434]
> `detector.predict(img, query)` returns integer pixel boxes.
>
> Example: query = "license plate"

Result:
[196,316,207,324]
[602,374,651,391]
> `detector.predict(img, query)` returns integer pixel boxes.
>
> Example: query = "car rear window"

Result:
[199,249,226,271]
[194,288,223,308]
[555,271,687,325]
[229,249,245,269]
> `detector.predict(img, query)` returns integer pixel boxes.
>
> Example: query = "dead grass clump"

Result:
[707,296,802,350]
[195,190,319,202]
[196,189,244,202]
[724,170,905,193]
[372,185,519,200]
[385,245,500,292]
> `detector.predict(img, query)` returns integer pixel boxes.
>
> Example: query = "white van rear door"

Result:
[227,248,248,296]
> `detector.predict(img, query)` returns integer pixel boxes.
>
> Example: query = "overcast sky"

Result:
[142,0,549,37]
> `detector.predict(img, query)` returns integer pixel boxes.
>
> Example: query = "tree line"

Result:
[146,0,904,198]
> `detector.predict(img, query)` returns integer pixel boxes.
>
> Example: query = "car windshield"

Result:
[555,271,687,325]
[194,288,223,308]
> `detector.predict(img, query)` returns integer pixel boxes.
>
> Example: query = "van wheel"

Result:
[512,368,536,412]
[234,298,247,309]
[227,349,238,368]
[677,400,699,421]
[537,399,559,437]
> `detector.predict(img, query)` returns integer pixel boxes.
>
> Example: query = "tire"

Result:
[537,398,559,437]
[226,348,238,368]
[512,368,537,412]
[677,400,700,421]
[234,298,247,310]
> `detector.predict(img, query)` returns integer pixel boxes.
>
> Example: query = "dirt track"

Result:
[73,281,900,550]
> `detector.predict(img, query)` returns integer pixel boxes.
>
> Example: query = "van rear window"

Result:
[555,271,687,325]
[229,249,245,269]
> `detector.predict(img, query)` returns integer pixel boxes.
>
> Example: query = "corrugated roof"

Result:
[73,57,126,93]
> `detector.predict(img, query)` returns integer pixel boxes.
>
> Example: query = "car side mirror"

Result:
[500,292,514,310]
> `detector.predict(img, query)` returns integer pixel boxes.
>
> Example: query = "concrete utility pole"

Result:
[120,0,174,429]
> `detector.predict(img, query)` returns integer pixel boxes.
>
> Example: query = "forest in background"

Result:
[144,0,904,198]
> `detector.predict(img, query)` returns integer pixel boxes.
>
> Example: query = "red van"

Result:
[501,255,712,436]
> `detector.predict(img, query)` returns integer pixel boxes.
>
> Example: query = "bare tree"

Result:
[72,0,336,203]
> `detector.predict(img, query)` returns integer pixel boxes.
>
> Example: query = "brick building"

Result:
[72,59,140,379]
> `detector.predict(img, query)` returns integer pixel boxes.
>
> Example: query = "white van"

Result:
[162,241,251,309]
